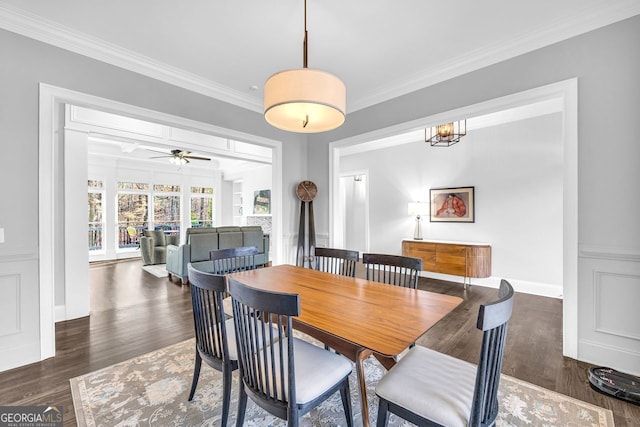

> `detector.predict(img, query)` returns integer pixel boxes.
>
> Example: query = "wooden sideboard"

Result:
[402,239,491,288]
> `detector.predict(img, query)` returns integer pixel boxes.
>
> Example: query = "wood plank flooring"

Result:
[0,258,638,426]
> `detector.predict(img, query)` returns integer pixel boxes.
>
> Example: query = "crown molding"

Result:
[348,0,640,112]
[2,2,638,114]
[0,4,263,113]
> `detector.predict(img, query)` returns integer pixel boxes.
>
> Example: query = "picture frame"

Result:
[253,189,271,214]
[430,186,475,222]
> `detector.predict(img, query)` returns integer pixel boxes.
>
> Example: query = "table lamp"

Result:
[408,202,429,240]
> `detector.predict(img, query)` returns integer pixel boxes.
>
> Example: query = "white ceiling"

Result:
[1,0,639,114]
[86,137,260,174]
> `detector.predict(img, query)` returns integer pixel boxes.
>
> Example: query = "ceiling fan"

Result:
[148,148,211,165]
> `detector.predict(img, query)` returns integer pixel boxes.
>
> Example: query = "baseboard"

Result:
[55,304,89,322]
[55,304,66,322]
[418,271,563,298]
[579,338,640,377]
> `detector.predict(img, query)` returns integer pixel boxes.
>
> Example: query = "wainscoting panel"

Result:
[578,246,640,376]
[0,255,41,372]
[594,271,640,340]
[0,273,20,337]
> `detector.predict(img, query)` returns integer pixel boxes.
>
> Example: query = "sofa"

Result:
[140,229,180,265]
[166,226,270,285]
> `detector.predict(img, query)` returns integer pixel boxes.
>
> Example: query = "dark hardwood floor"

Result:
[0,258,638,426]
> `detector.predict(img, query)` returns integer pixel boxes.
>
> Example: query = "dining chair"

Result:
[209,246,260,273]
[186,264,237,427]
[313,247,359,277]
[362,253,423,288]
[186,247,261,426]
[375,279,515,427]
[209,246,260,317]
[228,275,354,427]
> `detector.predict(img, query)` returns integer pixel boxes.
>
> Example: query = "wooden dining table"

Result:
[228,264,463,427]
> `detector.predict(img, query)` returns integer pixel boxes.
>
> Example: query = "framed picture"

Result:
[430,186,475,222]
[253,189,271,214]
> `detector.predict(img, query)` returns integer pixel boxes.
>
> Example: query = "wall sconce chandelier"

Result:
[425,119,467,147]
[263,0,346,133]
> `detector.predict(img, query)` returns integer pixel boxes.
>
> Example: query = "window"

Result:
[88,180,104,251]
[117,183,149,249]
[191,186,214,228]
[154,184,181,234]
[118,181,149,190]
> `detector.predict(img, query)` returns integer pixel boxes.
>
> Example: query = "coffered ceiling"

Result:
[1,0,639,113]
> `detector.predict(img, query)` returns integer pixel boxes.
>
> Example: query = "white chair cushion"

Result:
[375,346,476,427]
[253,337,352,404]
[222,317,275,361]
[292,338,352,404]
[223,318,238,360]
[222,296,234,317]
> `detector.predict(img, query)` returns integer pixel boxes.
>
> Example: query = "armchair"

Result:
[140,229,179,265]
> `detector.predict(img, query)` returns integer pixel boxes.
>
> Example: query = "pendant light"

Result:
[425,120,467,147]
[263,0,346,133]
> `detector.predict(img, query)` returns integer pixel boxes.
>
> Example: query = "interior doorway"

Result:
[339,171,369,256]
[39,83,284,362]
[329,79,578,359]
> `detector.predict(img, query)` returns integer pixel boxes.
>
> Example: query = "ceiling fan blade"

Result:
[149,155,173,159]
[145,148,171,154]
[183,155,211,161]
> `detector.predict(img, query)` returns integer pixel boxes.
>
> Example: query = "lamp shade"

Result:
[264,68,346,133]
[408,202,429,216]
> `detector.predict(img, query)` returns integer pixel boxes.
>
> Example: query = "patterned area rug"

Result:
[70,338,614,427]
[141,264,168,278]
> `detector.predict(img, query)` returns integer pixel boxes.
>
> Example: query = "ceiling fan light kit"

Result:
[263,0,346,133]
[169,156,189,165]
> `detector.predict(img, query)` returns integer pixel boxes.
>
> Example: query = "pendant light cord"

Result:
[303,0,308,68]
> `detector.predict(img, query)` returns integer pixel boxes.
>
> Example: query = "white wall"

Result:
[340,175,368,255]
[220,180,233,225]
[341,113,563,295]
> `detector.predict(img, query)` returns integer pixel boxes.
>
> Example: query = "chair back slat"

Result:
[187,265,231,367]
[229,276,300,420]
[314,247,359,277]
[362,253,423,289]
[210,246,260,275]
[470,279,514,426]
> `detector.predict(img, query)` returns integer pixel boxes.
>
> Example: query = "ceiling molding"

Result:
[349,1,640,112]
[3,2,639,114]
[0,4,263,113]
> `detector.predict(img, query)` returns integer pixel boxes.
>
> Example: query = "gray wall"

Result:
[308,15,640,249]
[0,27,308,256]
[1,13,639,373]
[0,27,307,371]
[308,15,640,374]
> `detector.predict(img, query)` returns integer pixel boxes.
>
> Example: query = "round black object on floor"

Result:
[589,367,640,406]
